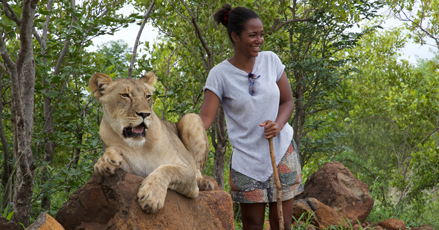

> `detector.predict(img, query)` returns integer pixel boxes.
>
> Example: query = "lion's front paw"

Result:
[137,176,167,214]
[94,147,124,177]
[197,177,215,191]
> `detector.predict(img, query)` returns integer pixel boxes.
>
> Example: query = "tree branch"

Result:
[274,18,311,32]
[167,0,192,24]
[179,0,212,68]
[0,61,8,73]
[1,0,21,26]
[128,0,155,78]
[53,0,77,76]
[0,34,17,74]
[2,0,42,45]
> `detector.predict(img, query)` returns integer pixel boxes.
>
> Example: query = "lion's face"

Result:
[89,72,157,146]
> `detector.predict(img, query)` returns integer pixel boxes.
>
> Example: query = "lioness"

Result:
[89,72,214,213]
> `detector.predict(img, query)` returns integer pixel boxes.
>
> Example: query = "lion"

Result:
[89,72,214,214]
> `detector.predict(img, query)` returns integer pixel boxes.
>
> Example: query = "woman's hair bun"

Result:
[213,4,232,26]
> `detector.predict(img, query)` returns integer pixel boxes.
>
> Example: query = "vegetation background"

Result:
[0,0,438,229]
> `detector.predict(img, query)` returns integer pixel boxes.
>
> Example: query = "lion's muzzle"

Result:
[123,123,147,138]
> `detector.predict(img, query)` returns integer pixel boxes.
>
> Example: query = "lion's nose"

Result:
[136,111,151,118]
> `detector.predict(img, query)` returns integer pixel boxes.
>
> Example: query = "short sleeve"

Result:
[270,52,285,82]
[203,68,224,102]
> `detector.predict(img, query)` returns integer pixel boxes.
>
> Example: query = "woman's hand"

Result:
[259,120,282,139]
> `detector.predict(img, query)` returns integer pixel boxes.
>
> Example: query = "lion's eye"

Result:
[121,94,130,98]
[146,95,152,100]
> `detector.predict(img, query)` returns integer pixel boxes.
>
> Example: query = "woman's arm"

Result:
[199,89,221,130]
[259,71,294,139]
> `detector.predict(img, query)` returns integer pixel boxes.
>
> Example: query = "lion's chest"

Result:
[124,145,183,178]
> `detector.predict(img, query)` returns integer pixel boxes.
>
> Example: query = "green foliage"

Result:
[388,0,439,49]
[332,27,439,228]
[1,0,439,228]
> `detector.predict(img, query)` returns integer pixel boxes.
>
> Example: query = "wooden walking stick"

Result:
[267,121,284,230]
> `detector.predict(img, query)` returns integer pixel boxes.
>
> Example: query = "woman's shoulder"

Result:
[209,60,230,74]
[207,60,231,82]
[258,50,278,58]
[258,51,283,65]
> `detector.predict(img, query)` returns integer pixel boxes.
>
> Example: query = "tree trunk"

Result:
[293,72,305,166]
[41,94,54,211]
[0,71,13,209]
[0,0,39,227]
[210,107,227,190]
[73,129,83,167]
[39,0,54,212]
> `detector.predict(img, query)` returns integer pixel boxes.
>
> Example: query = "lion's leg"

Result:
[94,147,133,177]
[176,113,214,191]
[137,164,198,213]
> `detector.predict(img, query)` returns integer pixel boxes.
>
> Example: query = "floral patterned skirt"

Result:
[229,142,304,203]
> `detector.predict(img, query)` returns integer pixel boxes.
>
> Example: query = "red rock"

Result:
[293,198,350,229]
[27,212,65,230]
[295,161,374,223]
[55,169,234,230]
[353,224,361,230]
[377,218,406,230]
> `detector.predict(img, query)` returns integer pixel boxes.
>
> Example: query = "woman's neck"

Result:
[228,52,255,74]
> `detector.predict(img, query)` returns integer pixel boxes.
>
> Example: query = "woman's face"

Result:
[232,18,264,58]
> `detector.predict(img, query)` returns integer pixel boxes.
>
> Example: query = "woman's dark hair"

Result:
[213,4,260,43]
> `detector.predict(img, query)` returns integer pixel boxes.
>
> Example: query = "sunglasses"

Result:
[248,72,261,96]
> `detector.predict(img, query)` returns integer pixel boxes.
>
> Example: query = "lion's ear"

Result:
[139,71,156,92]
[89,73,112,99]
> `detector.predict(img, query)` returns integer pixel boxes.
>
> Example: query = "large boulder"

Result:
[295,161,374,223]
[292,198,350,229]
[377,218,406,230]
[55,169,234,230]
[27,212,65,230]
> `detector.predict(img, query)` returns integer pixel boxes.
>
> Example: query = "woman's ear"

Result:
[231,31,240,43]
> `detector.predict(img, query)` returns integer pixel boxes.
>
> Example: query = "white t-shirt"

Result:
[203,51,294,182]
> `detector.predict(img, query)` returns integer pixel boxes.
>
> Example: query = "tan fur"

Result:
[89,72,214,214]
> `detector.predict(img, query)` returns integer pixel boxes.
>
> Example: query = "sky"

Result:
[91,5,436,65]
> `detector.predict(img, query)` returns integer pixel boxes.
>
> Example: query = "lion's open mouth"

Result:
[123,123,146,138]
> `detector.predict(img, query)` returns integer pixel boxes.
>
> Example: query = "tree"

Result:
[259,0,383,166]
[0,0,39,226]
[335,26,439,218]
[140,0,232,189]
[1,0,137,224]
[389,0,439,50]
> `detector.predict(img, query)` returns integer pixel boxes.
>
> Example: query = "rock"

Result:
[27,212,65,230]
[353,223,361,230]
[374,226,384,230]
[295,161,374,223]
[411,225,436,230]
[0,216,19,230]
[377,218,406,230]
[292,198,350,229]
[292,220,306,227]
[55,169,234,230]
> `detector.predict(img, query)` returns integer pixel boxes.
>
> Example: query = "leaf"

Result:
[6,211,14,221]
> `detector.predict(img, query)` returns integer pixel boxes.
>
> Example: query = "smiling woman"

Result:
[199,4,304,230]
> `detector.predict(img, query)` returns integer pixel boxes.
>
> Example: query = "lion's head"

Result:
[89,72,156,146]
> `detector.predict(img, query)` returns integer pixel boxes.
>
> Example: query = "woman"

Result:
[199,4,304,230]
